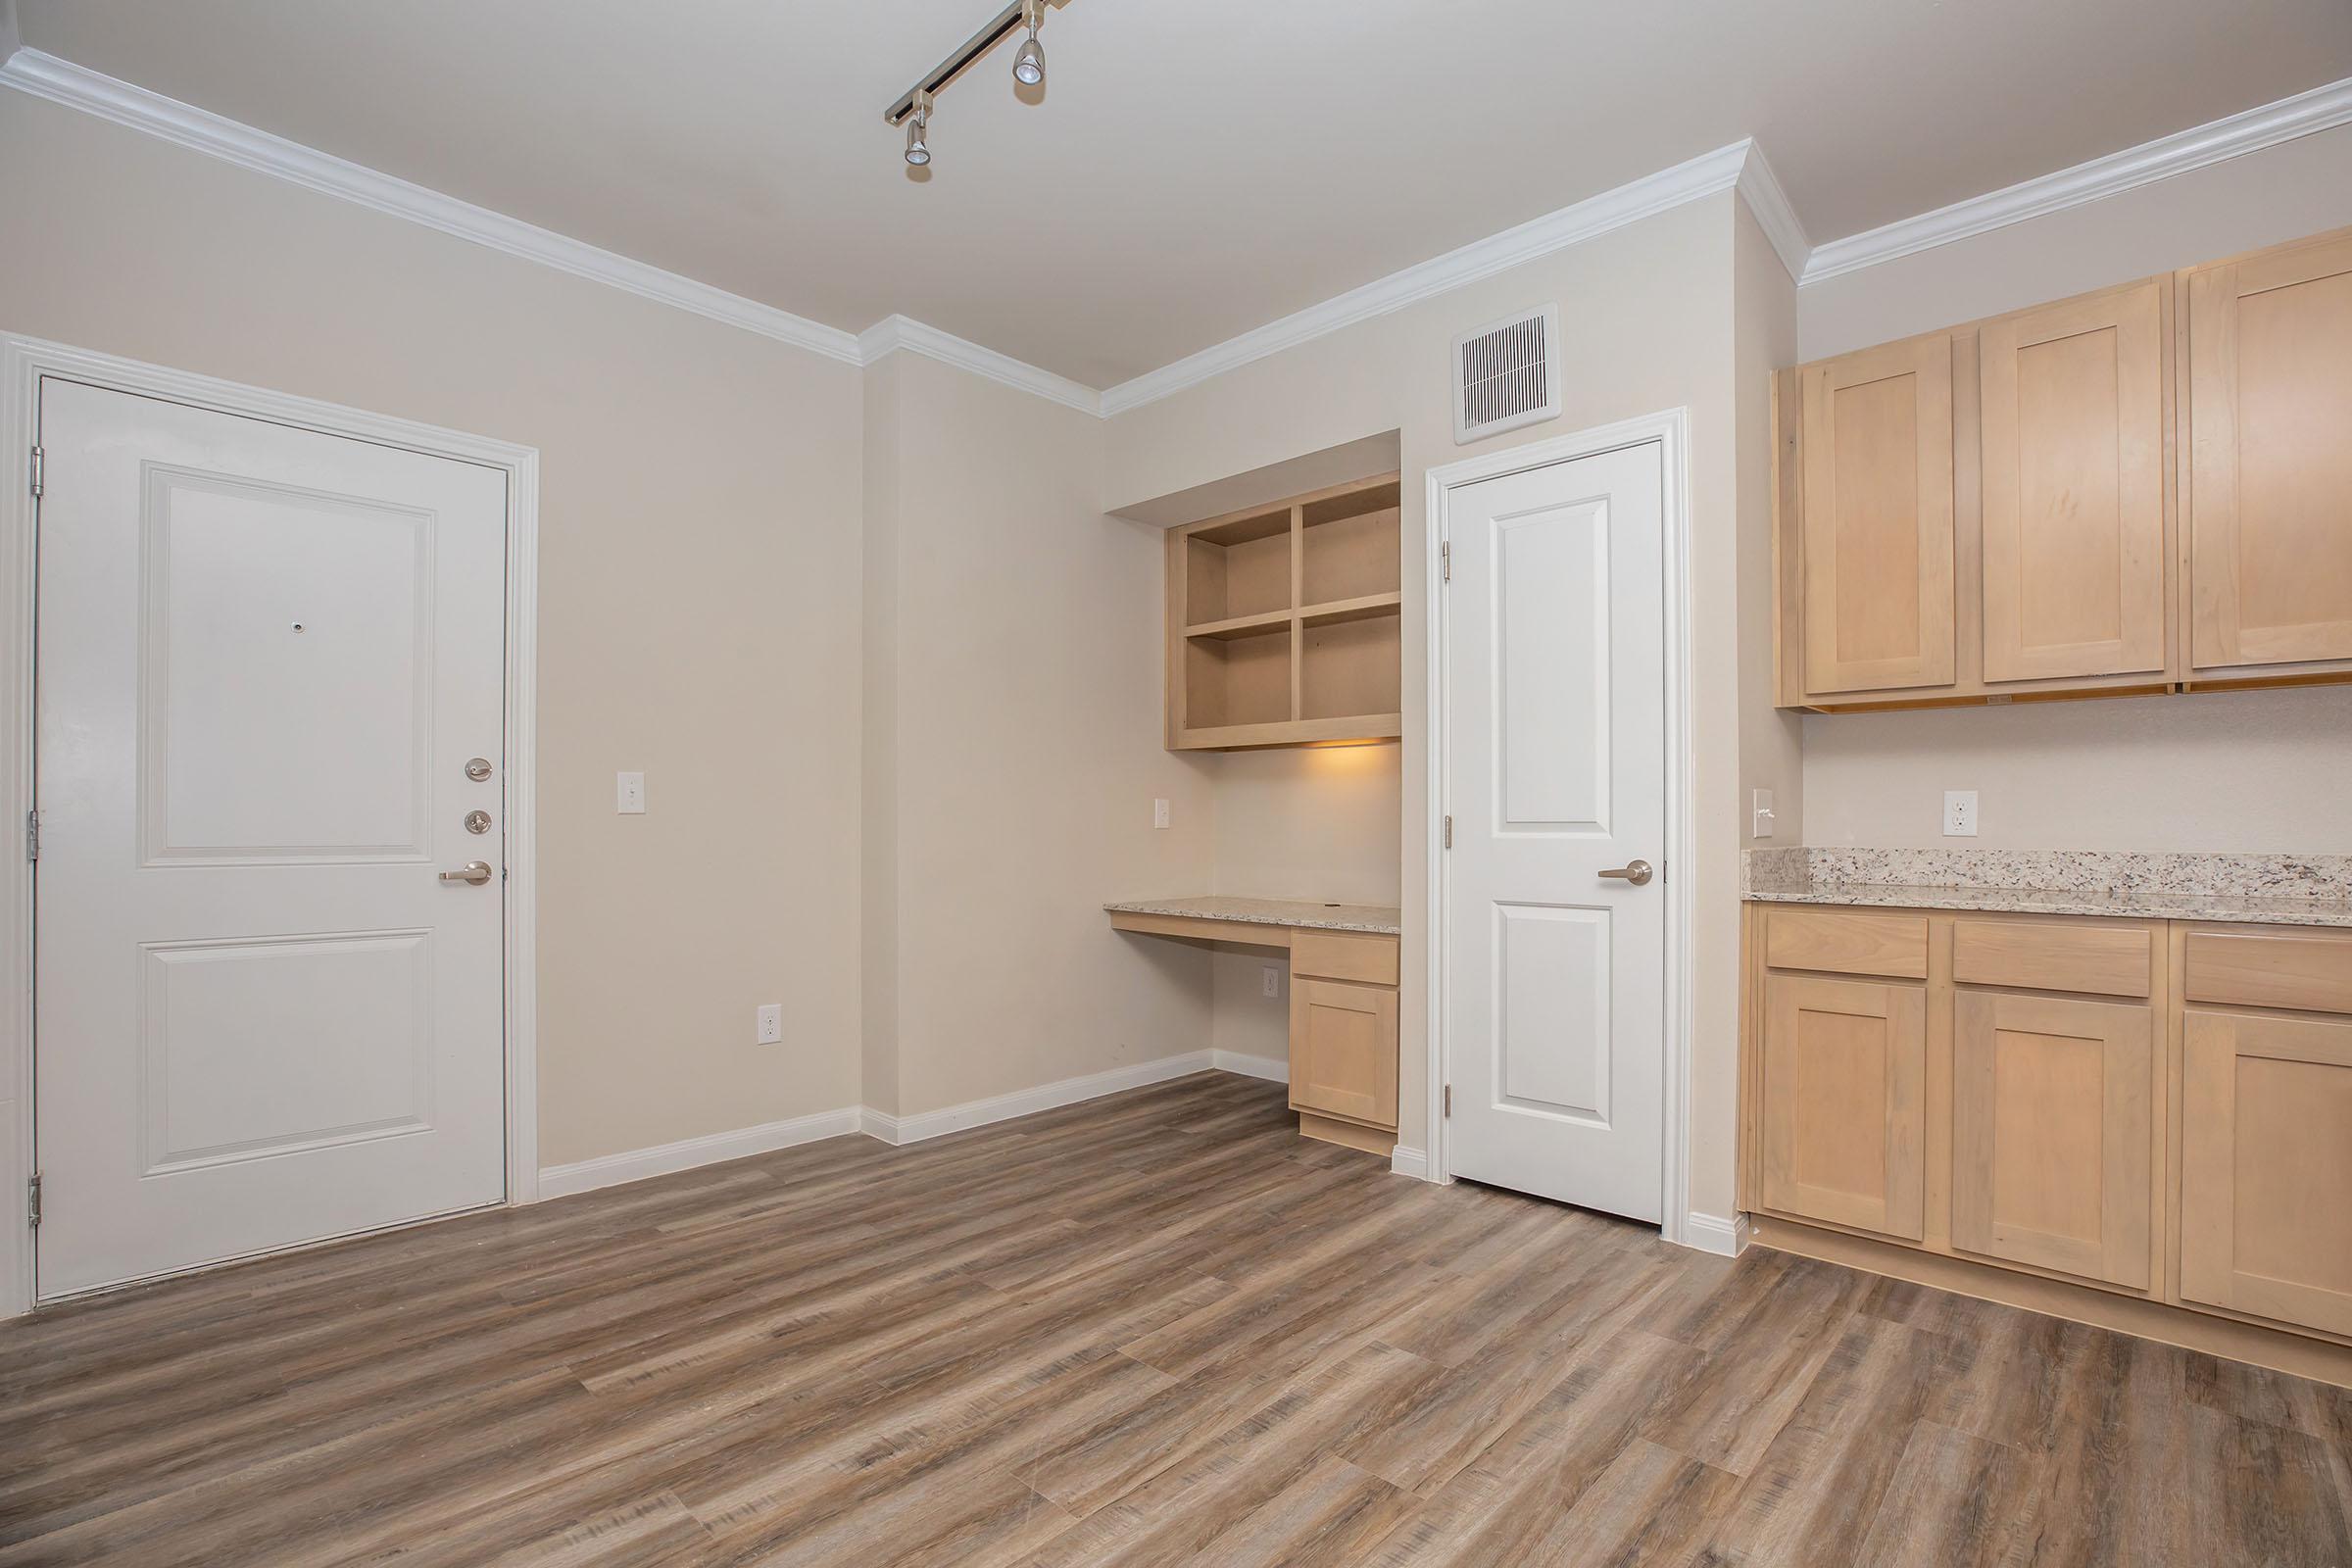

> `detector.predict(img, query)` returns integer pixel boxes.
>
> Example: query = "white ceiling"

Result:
[16,0,2352,388]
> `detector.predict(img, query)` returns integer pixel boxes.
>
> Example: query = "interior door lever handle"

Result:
[1597,859,1654,886]
[439,860,495,885]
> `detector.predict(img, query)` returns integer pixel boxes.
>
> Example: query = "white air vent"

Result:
[1452,305,1561,445]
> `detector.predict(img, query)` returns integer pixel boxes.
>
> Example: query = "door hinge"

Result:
[23,810,35,863]
[1440,540,1450,583]
[1442,815,1452,849]
[26,1173,40,1229]
[27,445,42,500]
[1443,1085,1452,1117]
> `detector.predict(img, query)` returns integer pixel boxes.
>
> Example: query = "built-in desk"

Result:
[1105,896,1403,1155]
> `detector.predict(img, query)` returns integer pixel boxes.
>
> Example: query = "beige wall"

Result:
[1793,125,2352,855]
[1105,192,1790,1220]
[864,353,1217,1118]
[0,92,867,1166]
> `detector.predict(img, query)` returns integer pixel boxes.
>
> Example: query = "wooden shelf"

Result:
[1163,473,1404,751]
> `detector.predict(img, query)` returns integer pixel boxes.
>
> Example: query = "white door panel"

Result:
[35,377,509,1299]
[1446,442,1666,1223]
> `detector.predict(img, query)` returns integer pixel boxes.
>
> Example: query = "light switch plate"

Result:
[756,1004,783,1045]
[616,771,646,814]
[1943,789,1979,837]
[1152,798,1171,829]
[1751,788,1776,840]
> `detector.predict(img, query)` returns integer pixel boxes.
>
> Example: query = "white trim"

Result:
[858,316,1102,416]
[1801,74,2352,283]
[537,1105,862,1200]
[0,332,542,1314]
[1420,411,1697,1257]
[1208,1049,1288,1083]
[1734,140,1813,283]
[1682,1211,1752,1258]
[0,3,21,70]
[1100,142,1763,416]
[1389,1145,1428,1181]
[862,1051,1223,1147]
[0,49,862,367]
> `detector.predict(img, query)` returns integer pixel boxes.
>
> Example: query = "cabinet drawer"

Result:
[1291,929,1398,986]
[1765,908,1929,979]
[1951,919,2155,998]
[2184,929,2352,1015]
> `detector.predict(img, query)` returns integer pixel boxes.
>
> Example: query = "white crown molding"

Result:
[537,1104,862,1200]
[1734,140,1812,282]
[1099,139,1760,416]
[0,48,864,365]
[1802,74,2352,283]
[858,315,1102,415]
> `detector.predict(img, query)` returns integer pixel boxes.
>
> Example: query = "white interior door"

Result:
[33,377,510,1299]
[1444,440,1667,1223]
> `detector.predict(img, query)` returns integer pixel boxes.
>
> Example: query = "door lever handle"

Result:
[439,860,495,885]
[1597,859,1654,886]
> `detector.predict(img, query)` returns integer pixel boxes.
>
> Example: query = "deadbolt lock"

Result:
[465,757,494,782]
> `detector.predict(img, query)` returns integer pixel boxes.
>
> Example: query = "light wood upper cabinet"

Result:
[2180,1008,2352,1338]
[1289,977,1398,1131]
[1758,973,1927,1240]
[1951,991,2154,1290]
[1797,334,1957,696]
[1980,280,2170,682]
[2185,229,2352,672]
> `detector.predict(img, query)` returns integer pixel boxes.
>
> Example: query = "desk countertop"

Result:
[1103,895,1401,936]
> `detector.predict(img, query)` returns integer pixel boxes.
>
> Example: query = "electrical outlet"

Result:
[616,771,646,814]
[756,1004,783,1045]
[1261,965,1282,1000]
[1943,789,1979,838]
[1751,788,1776,840]
[1152,798,1171,830]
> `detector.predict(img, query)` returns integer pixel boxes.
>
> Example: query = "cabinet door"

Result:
[2180,1009,2352,1337]
[1289,978,1397,1129]
[2185,230,2352,669]
[1980,282,2169,682]
[1759,974,1927,1240]
[1798,334,1957,696]
[1951,992,2154,1289]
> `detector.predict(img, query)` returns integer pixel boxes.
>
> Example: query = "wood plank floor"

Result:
[5,1072,2348,1566]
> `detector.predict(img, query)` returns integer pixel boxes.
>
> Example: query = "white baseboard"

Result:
[1208,1049,1288,1083]
[1390,1145,1429,1181]
[860,1051,1224,1148]
[536,1104,862,1200]
[1680,1210,1752,1257]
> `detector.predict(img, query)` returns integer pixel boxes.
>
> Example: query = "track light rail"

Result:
[882,2,1031,126]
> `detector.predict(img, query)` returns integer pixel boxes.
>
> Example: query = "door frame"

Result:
[1422,408,1697,1248]
[0,332,542,1315]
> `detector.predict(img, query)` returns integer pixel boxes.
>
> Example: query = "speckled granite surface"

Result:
[1742,848,2352,928]
[1103,895,1401,936]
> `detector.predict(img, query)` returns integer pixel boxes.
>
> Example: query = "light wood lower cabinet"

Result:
[1951,991,2154,1289]
[1744,905,2352,1370]
[1289,977,1398,1131]
[2179,1008,2352,1338]
[1758,974,1927,1241]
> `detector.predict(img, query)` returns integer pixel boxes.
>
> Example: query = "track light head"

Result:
[905,89,933,167]
[1012,0,1046,86]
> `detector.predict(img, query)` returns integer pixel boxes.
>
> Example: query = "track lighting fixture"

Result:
[904,89,933,167]
[1011,0,1047,87]
[883,0,1069,172]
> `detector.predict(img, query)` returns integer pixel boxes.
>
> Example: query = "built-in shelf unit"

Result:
[1165,473,1402,750]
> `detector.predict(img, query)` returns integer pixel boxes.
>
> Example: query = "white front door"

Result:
[1443,439,1667,1223]
[34,377,511,1299]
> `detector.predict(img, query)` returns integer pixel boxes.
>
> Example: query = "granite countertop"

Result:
[1742,848,2352,929]
[1104,895,1402,936]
